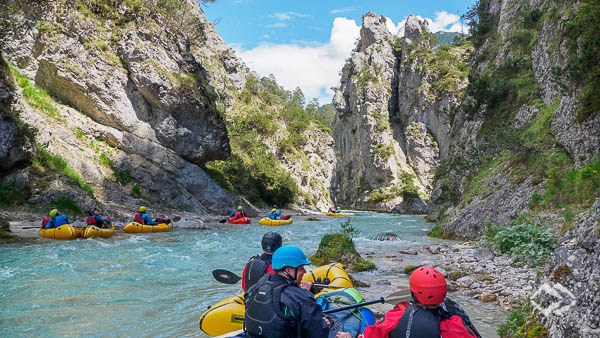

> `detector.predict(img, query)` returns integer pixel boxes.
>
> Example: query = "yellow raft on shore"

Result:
[326,211,345,216]
[82,224,115,239]
[39,224,82,240]
[123,222,173,233]
[257,217,293,226]
[198,263,353,336]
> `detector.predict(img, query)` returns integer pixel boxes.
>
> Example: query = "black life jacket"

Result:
[244,275,298,338]
[243,255,274,292]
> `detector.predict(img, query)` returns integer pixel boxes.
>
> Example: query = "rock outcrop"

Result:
[1,0,251,212]
[0,54,35,172]
[332,12,468,212]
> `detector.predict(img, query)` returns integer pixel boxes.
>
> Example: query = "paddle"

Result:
[322,289,412,314]
[212,268,364,289]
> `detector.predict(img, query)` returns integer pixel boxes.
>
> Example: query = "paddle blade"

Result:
[212,269,241,284]
[218,219,227,223]
[384,289,412,305]
[172,215,182,222]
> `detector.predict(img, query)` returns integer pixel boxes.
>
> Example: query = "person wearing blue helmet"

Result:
[244,245,331,338]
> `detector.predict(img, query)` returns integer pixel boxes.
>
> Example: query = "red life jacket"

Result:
[361,302,478,338]
[41,217,50,228]
[135,213,144,224]
[87,216,97,225]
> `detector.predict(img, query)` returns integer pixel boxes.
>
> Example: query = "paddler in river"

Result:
[269,208,282,220]
[335,267,481,338]
[241,231,282,292]
[42,209,69,229]
[245,245,331,337]
[229,205,246,221]
[86,208,111,229]
[133,206,157,225]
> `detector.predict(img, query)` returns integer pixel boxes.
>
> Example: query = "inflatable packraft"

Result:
[228,217,251,224]
[198,263,368,337]
[82,224,115,238]
[326,212,345,216]
[39,224,82,240]
[257,217,293,226]
[123,222,173,233]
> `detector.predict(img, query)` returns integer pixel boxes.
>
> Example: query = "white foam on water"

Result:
[0,266,18,280]
[127,236,149,244]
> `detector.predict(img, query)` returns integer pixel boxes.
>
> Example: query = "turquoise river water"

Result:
[0,212,505,337]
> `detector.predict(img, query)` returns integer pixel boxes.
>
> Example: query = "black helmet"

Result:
[88,208,96,216]
[261,232,282,253]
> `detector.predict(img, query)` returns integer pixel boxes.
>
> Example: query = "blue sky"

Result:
[202,0,475,104]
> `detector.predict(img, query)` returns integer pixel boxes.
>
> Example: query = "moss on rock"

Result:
[310,233,376,272]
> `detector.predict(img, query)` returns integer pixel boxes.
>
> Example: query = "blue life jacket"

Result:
[45,215,69,229]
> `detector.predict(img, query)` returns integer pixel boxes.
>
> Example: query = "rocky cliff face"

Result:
[1,0,251,213]
[333,13,468,212]
[1,0,335,213]
[421,0,600,335]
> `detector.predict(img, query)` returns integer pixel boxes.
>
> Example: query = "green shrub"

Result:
[9,65,62,120]
[340,219,359,242]
[540,158,600,209]
[498,305,528,337]
[368,190,389,202]
[131,183,141,198]
[561,0,600,122]
[50,196,81,216]
[310,233,376,272]
[428,225,455,239]
[35,145,94,197]
[403,265,423,275]
[114,169,131,184]
[0,181,28,207]
[0,218,9,231]
[484,220,558,263]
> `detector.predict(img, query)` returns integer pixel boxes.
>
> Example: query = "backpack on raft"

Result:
[155,216,171,224]
[135,213,144,224]
[86,216,97,225]
[41,217,50,228]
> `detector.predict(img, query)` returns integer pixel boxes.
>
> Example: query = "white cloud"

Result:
[269,12,312,21]
[331,7,356,14]
[238,17,360,105]
[266,22,288,29]
[384,11,464,36]
[238,10,463,105]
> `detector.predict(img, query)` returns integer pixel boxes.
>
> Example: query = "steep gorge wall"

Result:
[332,13,468,212]
[1,0,250,213]
[1,0,335,213]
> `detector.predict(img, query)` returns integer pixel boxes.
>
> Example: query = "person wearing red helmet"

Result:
[336,267,480,338]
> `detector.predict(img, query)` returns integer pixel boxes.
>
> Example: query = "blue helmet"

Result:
[272,246,311,270]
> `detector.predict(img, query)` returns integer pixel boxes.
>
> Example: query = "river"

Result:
[0,212,506,337]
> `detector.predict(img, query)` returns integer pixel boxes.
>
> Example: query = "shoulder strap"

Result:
[272,282,302,338]
[441,299,482,338]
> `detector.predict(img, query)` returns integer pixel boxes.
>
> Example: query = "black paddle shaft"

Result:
[322,297,384,314]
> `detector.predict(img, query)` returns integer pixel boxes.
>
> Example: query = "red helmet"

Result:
[409,266,447,305]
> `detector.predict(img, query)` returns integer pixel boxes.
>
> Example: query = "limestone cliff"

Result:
[422,0,600,335]
[1,0,334,213]
[0,0,250,213]
[333,13,468,212]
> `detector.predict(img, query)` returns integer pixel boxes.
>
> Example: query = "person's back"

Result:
[245,245,329,338]
[44,209,69,229]
[242,232,281,292]
[133,206,157,225]
[355,267,480,338]
[231,206,245,220]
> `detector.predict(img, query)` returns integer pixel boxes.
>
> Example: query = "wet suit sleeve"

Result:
[284,288,329,338]
[94,216,105,226]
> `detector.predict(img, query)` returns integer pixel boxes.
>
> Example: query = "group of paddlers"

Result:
[238,231,481,338]
[41,206,169,229]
